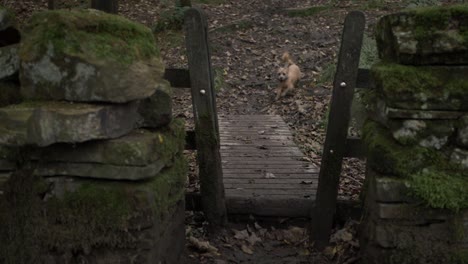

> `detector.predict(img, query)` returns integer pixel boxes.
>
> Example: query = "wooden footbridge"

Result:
[219,114,319,216]
[76,1,368,249]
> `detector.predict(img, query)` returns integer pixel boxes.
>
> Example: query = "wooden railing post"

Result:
[48,0,118,13]
[310,11,365,249]
[91,0,119,14]
[184,7,227,227]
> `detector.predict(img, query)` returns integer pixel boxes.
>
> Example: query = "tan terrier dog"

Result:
[275,52,301,100]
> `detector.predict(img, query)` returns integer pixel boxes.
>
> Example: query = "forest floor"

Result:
[2,0,459,262]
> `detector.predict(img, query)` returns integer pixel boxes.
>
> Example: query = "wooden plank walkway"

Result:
[219,115,319,217]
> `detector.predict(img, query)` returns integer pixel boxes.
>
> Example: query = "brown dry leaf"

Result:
[283,226,307,244]
[232,229,250,240]
[188,236,220,255]
[330,228,353,243]
[247,232,262,246]
[241,244,254,255]
[323,246,338,259]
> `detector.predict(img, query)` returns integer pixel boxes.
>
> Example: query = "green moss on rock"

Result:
[20,9,158,65]
[0,81,21,107]
[0,5,16,31]
[409,168,468,211]
[390,119,455,148]
[371,63,468,110]
[0,155,187,262]
[364,120,468,211]
[451,248,468,264]
[375,4,468,65]
[363,120,445,177]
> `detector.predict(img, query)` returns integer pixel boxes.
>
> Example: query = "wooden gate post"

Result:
[184,7,227,228]
[91,0,119,14]
[48,0,118,13]
[310,11,365,249]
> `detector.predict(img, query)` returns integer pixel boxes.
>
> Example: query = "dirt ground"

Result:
[1,0,458,262]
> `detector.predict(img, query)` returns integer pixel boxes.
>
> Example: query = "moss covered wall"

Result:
[361,5,468,264]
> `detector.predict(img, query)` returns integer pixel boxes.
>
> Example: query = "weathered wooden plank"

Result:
[224,173,319,179]
[219,114,319,216]
[226,196,314,217]
[220,135,294,140]
[220,115,284,121]
[221,145,302,150]
[219,120,288,128]
[226,188,316,196]
[224,178,317,184]
[164,68,191,88]
[91,0,118,13]
[185,7,226,227]
[223,168,318,174]
[223,163,311,168]
[310,11,366,249]
[220,131,292,135]
[221,142,296,146]
[224,183,317,189]
[222,157,305,162]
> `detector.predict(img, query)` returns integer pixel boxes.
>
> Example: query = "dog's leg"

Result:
[275,85,284,100]
[281,81,294,97]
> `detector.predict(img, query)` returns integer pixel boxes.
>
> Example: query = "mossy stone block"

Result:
[0,101,139,146]
[457,115,468,148]
[30,120,186,180]
[19,9,165,103]
[376,5,468,65]
[368,168,414,203]
[372,63,468,110]
[31,120,185,167]
[0,5,15,31]
[49,0,90,9]
[451,148,468,169]
[363,120,446,177]
[0,156,187,263]
[390,119,455,149]
[138,80,173,128]
[0,80,21,107]
[0,44,19,80]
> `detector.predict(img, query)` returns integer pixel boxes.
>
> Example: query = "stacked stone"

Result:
[0,8,185,264]
[360,5,468,264]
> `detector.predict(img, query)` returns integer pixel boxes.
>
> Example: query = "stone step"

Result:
[0,101,140,146]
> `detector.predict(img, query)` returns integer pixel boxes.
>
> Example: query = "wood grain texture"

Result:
[310,11,366,249]
[220,115,318,216]
[185,8,227,226]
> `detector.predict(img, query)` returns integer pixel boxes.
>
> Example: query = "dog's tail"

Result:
[281,52,294,66]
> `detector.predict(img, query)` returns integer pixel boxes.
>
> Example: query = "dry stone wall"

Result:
[0,7,186,264]
[360,5,468,264]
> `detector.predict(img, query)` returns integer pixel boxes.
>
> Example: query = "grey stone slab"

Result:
[0,7,14,31]
[0,44,19,80]
[457,116,468,148]
[371,174,414,203]
[0,80,22,107]
[19,9,165,103]
[376,203,453,220]
[386,107,466,120]
[0,172,11,195]
[30,127,184,167]
[376,6,468,65]
[0,101,140,146]
[390,119,455,149]
[35,160,166,180]
[0,159,15,171]
[138,80,172,128]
